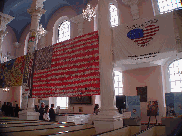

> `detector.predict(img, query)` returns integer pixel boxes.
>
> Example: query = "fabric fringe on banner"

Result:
[113,12,176,62]
[32,31,100,98]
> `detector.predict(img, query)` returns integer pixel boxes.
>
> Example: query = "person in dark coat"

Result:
[14,104,20,117]
[49,104,56,121]
[1,102,7,116]
[39,102,45,120]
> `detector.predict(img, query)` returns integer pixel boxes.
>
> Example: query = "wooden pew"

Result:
[93,125,141,136]
[0,124,93,136]
[42,127,96,136]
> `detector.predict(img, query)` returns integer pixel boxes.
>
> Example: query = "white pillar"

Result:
[93,0,123,134]
[19,0,46,120]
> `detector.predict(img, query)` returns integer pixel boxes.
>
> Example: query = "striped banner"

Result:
[32,31,100,98]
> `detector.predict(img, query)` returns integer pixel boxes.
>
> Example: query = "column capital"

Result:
[122,0,141,20]
[27,7,46,17]
[0,12,14,31]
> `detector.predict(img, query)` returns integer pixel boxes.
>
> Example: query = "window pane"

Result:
[58,20,70,42]
[169,59,182,92]
[158,0,182,14]
[110,4,118,27]
[114,71,123,95]
[119,81,123,87]
[118,88,123,94]
[57,97,68,109]
[171,82,175,89]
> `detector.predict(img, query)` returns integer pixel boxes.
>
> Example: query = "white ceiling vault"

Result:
[2,0,88,42]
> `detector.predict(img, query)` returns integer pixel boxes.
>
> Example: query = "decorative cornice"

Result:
[0,12,14,31]
[27,7,46,16]
[122,0,140,20]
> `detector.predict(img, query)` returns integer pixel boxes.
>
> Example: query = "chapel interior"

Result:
[0,0,182,136]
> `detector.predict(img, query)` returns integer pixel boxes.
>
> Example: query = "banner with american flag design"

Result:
[32,31,100,98]
[113,12,176,61]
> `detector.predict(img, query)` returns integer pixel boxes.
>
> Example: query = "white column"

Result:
[70,14,84,36]
[93,0,123,134]
[0,12,14,63]
[122,0,140,20]
[19,0,46,120]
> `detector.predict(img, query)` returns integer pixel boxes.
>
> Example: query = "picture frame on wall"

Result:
[136,86,147,102]
[69,96,92,104]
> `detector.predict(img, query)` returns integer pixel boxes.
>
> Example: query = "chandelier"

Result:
[37,24,47,39]
[82,4,96,21]
[3,87,9,92]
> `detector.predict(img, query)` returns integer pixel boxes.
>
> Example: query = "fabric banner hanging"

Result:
[32,31,100,98]
[0,56,25,87]
[113,12,176,61]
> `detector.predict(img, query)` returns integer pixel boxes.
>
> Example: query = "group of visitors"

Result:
[1,102,20,117]
[38,102,55,121]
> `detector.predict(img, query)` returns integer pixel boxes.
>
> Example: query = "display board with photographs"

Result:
[165,92,182,117]
[126,96,141,118]
[147,101,159,116]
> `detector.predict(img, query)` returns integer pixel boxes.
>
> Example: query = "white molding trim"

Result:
[151,0,160,16]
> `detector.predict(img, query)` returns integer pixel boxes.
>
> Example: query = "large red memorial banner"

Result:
[32,31,100,98]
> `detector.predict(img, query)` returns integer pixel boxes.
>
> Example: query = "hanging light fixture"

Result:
[3,87,10,92]
[37,24,47,39]
[82,4,96,21]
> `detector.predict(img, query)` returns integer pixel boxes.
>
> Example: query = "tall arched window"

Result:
[158,0,182,14]
[169,59,182,92]
[58,20,70,43]
[109,3,118,27]
[114,71,123,95]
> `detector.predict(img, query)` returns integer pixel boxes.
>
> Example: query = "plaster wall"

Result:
[0,86,21,107]
[122,66,165,123]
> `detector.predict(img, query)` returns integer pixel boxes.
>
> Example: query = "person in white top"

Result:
[43,105,50,121]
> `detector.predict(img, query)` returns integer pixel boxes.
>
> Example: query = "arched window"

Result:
[158,0,182,14]
[109,3,118,27]
[58,20,70,43]
[114,71,123,95]
[52,16,70,45]
[169,59,182,92]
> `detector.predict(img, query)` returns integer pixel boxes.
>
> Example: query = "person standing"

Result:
[1,102,7,116]
[43,105,50,121]
[49,104,56,121]
[14,104,20,117]
[39,102,45,120]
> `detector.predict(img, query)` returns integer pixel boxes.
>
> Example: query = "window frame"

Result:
[57,97,69,109]
[52,16,70,45]
[114,71,123,95]
[151,0,182,16]
[109,3,119,27]
[168,59,182,92]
